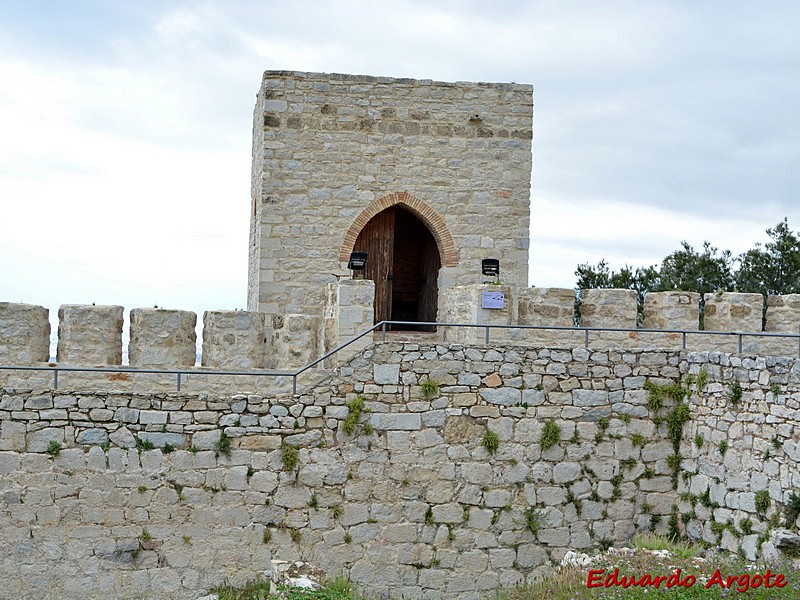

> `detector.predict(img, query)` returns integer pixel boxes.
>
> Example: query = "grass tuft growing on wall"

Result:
[482,429,500,454]
[539,420,561,451]
[281,443,299,471]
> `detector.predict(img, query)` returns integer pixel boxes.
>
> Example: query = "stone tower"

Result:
[248,71,533,334]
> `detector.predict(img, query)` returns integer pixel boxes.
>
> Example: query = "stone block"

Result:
[269,313,320,369]
[25,394,53,409]
[114,408,139,423]
[0,420,27,451]
[537,527,570,546]
[57,304,123,365]
[552,462,582,484]
[431,503,463,523]
[201,311,267,370]
[191,429,221,450]
[249,470,279,493]
[579,289,638,329]
[76,428,110,445]
[479,388,521,406]
[139,410,168,424]
[0,302,50,364]
[370,413,421,431]
[573,389,607,407]
[138,432,186,448]
[440,285,515,344]
[760,295,800,355]
[273,484,312,508]
[128,308,197,368]
[642,441,673,462]
[643,292,700,330]
[517,287,575,327]
[109,426,136,448]
[26,427,65,452]
[703,292,763,332]
[238,435,281,452]
[323,279,375,357]
[374,364,400,385]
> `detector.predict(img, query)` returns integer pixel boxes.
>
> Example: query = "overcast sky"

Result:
[2,1,800,342]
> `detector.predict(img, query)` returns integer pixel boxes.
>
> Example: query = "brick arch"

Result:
[338,192,458,266]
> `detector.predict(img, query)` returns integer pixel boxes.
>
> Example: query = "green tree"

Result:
[575,259,613,290]
[574,220,799,329]
[575,260,660,295]
[657,241,735,297]
[736,219,800,296]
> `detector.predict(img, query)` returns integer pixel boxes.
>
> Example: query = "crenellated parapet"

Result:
[129,308,197,368]
[57,304,124,365]
[3,288,800,384]
[201,310,268,370]
[0,302,50,365]
[643,291,701,330]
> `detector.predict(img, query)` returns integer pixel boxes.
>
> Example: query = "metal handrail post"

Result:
[738,334,743,353]
[381,321,387,342]
[54,369,58,390]
[682,332,686,350]
[485,326,490,345]
[292,374,297,396]
[584,329,589,349]
[177,373,182,392]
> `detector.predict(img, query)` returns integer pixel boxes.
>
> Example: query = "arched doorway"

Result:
[353,205,440,330]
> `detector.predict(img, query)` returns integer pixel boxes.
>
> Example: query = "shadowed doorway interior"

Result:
[352,205,440,331]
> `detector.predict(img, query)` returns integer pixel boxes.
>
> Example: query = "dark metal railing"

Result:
[1,321,799,394]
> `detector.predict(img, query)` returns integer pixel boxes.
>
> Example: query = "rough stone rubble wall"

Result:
[681,351,800,559]
[0,343,798,599]
[248,71,533,319]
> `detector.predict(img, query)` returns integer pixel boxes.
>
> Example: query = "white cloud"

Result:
[2,0,800,332]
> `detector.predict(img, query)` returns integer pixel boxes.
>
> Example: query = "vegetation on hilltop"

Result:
[575,218,800,324]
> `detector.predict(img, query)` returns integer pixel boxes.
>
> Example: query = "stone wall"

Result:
[680,351,800,560]
[129,308,197,368]
[762,294,800,357]
[0,302,50,365]
[201,311,268,370]
[0,281,373,383]
[323,279,375,365]
[57,305,124,366]
[516,287,583,348]
[1,342,798,599]
[440,284,516,345]
[248,71,533,321]
[642,291,700,330]
[3,291,800,392]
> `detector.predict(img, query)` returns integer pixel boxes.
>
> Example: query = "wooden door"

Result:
[392,208,425,325]
[417,231,440,329]
[353,205,440,329]
[353,207,395,323]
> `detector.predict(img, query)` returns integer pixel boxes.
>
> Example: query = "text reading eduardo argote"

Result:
[587,568,787,592]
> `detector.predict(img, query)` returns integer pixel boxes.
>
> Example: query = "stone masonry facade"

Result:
[247,71,533,322]
[0,342,798,599]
